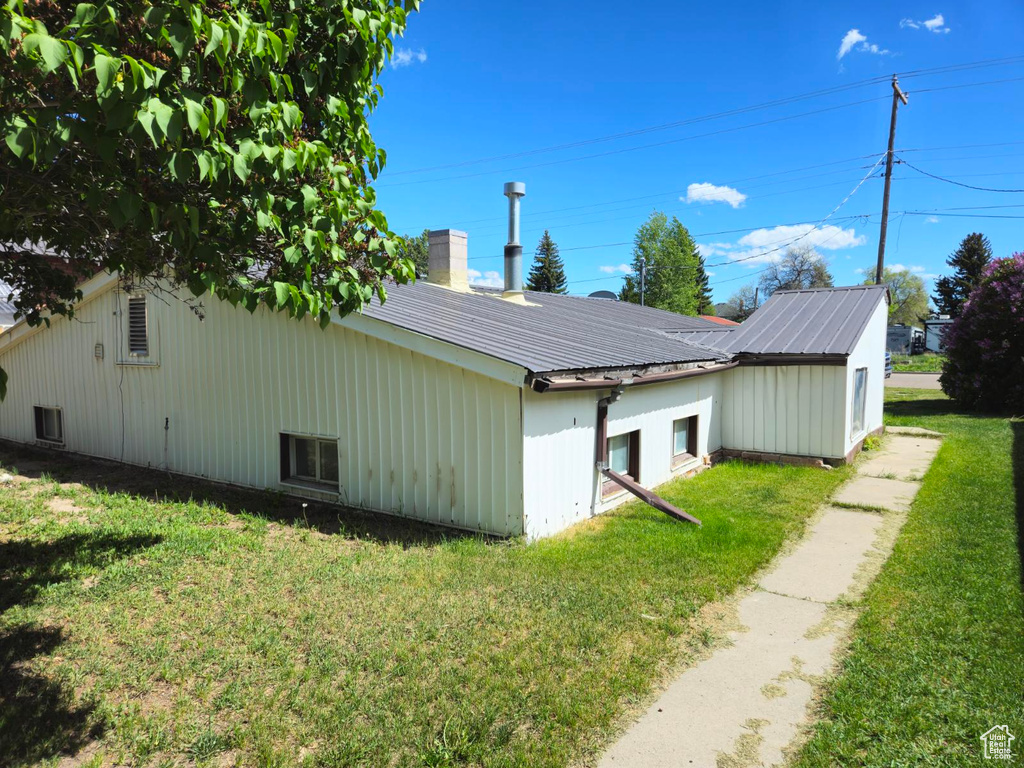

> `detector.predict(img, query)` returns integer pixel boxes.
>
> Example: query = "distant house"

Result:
[924,317,953,353]
[886,324,924,355]
[700,315,740,327]
[0,191,888,540]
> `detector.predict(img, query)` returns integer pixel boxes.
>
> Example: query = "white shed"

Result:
[0,234,887,539]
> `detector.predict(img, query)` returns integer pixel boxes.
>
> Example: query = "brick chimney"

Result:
[427,229,469,291]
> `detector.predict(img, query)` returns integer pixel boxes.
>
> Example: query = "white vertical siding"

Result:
[843,298,888,454]
[720,364,848,459]
[521,373,722,540]
[0,282,525,536]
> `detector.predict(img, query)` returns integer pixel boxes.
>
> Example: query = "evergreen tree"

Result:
[525,230,568,294]
[619,212,700,314]
[932,233,993,316]
[695,251,715,315]
[399,229,431,278]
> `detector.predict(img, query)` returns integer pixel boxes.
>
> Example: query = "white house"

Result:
[0,192,888,540]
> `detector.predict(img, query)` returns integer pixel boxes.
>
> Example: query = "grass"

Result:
[890,353,945,373]
[0,446,850,767]
[794,388,1024,767]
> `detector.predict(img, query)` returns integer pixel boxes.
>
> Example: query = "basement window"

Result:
[280,433,339,489]
[34,406,64,445]
[603,430,639,497]
[127,295,148,356]
[672,415,699,468]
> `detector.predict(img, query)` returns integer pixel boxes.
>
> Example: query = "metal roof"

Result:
[0,282,16,326]
[669,284,888,356]
[361,282,729,375]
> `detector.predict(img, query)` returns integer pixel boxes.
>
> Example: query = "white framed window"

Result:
[672,415,698,467]
[128,295,148,356]
[34,406,64,444]
[851,367,868,438]
[603,430,639,497]
[280,433,339,488]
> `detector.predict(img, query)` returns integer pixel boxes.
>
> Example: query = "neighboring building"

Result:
[886,324,924,355]
[924,317,953,353]
[699,315,740,326]
[0,283,16,330]
[0,192,888,540]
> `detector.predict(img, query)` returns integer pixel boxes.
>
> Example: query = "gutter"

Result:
[530,360,738,393]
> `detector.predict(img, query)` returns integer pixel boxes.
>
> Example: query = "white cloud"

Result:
[467,268,502,288]
[901,14,949,33]
[684,182,747,209]
[837,28,890,60]
[393,47,428,68]
[713,224,866,266]
[697,242,736,258]
[599,264,633,275]
[925,216,941,223]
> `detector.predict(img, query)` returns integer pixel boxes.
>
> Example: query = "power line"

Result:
[897,157,1024,192]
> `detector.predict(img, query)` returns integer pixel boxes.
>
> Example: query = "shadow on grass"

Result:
[1012,421,1024,590]
[0,442,482,548]
[0,532,161,766]
[885,397,966,420]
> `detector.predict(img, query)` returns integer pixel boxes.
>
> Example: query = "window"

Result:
[128,295,148,356]
[851,367,868,438]
[34,406,63,444]
[672,415,698,467]
[603,430,639,497]
[280,433,339,488]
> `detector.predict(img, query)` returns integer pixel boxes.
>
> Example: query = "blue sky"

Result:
[369,1,1024,304]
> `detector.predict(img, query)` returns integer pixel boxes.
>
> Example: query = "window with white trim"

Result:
[672,415,698,467]
[34,406,64,444]
[851,367,868,438]
[280,434,339,488]
[127,295,148,356]
[603,430,639,497]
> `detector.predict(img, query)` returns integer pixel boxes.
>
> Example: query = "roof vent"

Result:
[502,182,525,298]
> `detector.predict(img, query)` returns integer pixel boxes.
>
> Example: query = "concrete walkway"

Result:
[598,431,942,768]
[886,372,941,389]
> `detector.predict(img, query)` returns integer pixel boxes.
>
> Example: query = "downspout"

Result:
[594,385,702,527]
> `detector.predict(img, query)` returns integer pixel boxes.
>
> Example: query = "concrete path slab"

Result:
[832,475,920,512]
[858,435,941,482]
[886,372,941,389]
[759,508,884,603]
[599,591,837,768]
[597,431,943,768]
[888,426,943,438]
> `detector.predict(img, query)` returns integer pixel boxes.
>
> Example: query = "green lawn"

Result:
[0,446,849,767]
[890,353,945,372]
[795,388,1024,767]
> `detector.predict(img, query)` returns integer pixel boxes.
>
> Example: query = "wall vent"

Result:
[128,295,148,356]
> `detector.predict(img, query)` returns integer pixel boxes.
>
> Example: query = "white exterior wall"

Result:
[521,373,722,540]
[0,279,526,536]
[719,365,848,460]
[843,297,888,455]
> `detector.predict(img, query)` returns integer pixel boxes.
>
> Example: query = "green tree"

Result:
[525,230,567,294]
[0,1,418,397]
[399,229,430,278]
[759,246,833,297]
[932,233,993,316]
[863,265,929,326]
[695,250,715,315]
[619,212,700,314]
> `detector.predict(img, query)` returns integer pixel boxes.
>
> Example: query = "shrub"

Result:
[940,253,1024,412]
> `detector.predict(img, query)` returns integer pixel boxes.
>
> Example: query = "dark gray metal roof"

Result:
[361,282,729,374]
[669,284,888,356]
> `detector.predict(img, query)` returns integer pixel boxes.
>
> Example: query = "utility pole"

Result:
[875,75,909,285]
[753,286,759,311]
[639,256,646,306]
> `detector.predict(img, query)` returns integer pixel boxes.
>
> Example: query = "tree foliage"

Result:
[695,250,714,315]
[398,228,430,278]
[723,284,758,322]
[932,232,993,317]
[940,253,1024,412]
[865,265,929,326]
[525,230,567,294]
[619,211,700,314]
[0,1,418,367]
[759,246,833,297]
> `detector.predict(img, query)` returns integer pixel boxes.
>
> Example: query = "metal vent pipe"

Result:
[503,181,526,295]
